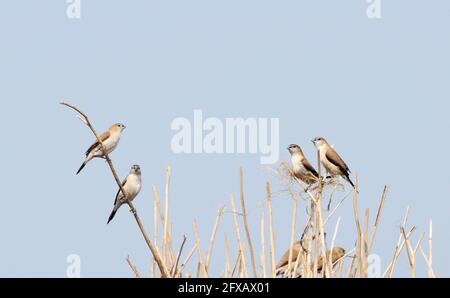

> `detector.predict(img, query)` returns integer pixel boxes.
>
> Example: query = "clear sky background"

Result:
[1,1,449,277]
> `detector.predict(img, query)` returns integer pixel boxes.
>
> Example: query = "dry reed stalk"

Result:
[401,227,417,278]
[292,223,307,278]
[171,235,187,277]
[312,208,319,277]
[265,182,277,278]
[177,243,198,277]
[418,220,436,278]
[304,217,314,278]
[363,208,370,277]
[126,255,141,278]
[352,177,363,278]
[428,220,435,278]
[383,206,411,277]
[413,233,424,254]
[239,168,258,277]
[192,220,208,277]
[336,258,345,278]
[231,250,241,277]
[60,102,169,278]
[152,185,165,227]
[384,225,416,278]
[152,185,159,277]
[287,192,298,278]
[205,206,225,272]
[229,193,248,278]
[167,221,176,268]
[260,211,267,278]
[346,253,356,278]
[315,194,330,277]
[368,186,388,252]
[162,166,171,265]
[314,150,330,277]
[324,192,351,226]
[224,235,231,278]
[328,216,341,276]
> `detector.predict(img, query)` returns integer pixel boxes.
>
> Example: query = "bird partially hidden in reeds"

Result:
[311,137,355,189]
[107,164,142,224]
[276,244,345,277]
[276,240,304,277]
[76,123,126,174]
[287,144,319,186]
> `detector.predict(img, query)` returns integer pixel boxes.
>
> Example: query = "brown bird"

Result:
[76,123,126,174]
[311,137,355,189]
[315,247,346,274]
[275,240,304,277]
[287,144,319,185]
[276,243,345,278]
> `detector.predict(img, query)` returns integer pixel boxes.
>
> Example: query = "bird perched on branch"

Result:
[107,164,142,224]
[311,137,355,189]
[287,144,319,185]
[76,123,126,174]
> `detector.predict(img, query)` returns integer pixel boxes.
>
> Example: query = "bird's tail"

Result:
[76,161,87,175]
[107,203,120,224]
[345,175,356,189]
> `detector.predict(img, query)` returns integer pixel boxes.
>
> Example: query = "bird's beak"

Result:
[123,125,127,129]
[311,139,315,144]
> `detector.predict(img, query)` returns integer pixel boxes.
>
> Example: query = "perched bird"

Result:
[315,247,346,274]
[276,244,346,278]
[76,123,126,174]
[107,164,142,224]
[311,137,355,189]
[276,240,304,277]
[287,144,319,185]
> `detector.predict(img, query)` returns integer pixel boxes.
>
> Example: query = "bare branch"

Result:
[60,102,169,277]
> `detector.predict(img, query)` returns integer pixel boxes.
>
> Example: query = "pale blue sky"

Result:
[1,1,449,277]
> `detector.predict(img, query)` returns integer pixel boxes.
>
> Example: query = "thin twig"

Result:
[192,220,208,277]
[266,182,276,278]
[126,255,141,278]
[205,206,225,272]
[230,193,248,278]
[171,235,187,277]
[239,168,258,278]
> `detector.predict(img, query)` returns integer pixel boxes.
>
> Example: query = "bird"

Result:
[315,247,346,274]
[311,137,355,189]
[287,144,319,185]
[76,123,126,174]
[276,240,304,277]
[107,164,142,224]
[276,244,345,278]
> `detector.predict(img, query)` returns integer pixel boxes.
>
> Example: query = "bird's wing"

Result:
[276,249,291,269]
[325,148,350,173]
[276,244,300,269]
[302,158,319,177]
[85,130,111,156]
[114,177,128,205]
